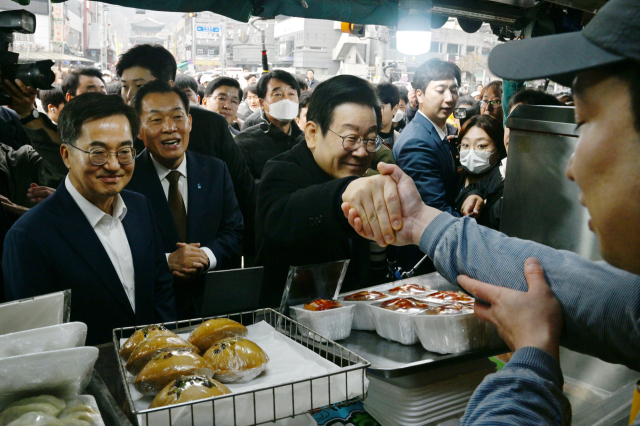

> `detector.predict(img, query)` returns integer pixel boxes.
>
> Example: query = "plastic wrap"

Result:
[412,305,501,354]
[149,375,231,408]
[421,291,475,305]
[57,395,105,426]
[202,337,269,383]
[367,303,424,345]
[0,291,71,337]
[338,293,390,331]
[119,325,177,361]
[187,319,247,353]
[133,351,212,395]
[3,412,62,426]
[385,284,435,297]
[0,395,105,426]
[0,323,87,360]
[0,347,99,411]
[126,336,199,376]
[289,304,354,341]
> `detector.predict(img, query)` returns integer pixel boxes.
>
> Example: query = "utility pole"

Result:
[220,17,226,76]
[99,4,108,69]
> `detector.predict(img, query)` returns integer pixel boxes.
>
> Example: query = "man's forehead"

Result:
[142,92,186,113]
[213,85,239,96]
[267,78,295,92]
[78,115,132,141]
[427,79,458,88]
[121,66,155,82]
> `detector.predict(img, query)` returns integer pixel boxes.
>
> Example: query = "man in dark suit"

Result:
[393,59,462,217]
[3,93,176,345]
[256,75,402,308]
[127,81,243,319]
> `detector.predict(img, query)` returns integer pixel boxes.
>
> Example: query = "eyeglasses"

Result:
[214,94,240,107]
[480,100,502,109]
[328,129,380,153]
[67,144,136,166]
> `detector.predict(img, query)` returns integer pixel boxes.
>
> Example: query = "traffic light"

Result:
[340,22,365,37]
[188,12,199,18]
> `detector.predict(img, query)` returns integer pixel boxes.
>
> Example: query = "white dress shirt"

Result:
[65,176,136,312]
[150,154,217,270]
[418,110,447,141]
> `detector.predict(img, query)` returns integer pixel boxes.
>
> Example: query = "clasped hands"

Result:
[168,243,210,279]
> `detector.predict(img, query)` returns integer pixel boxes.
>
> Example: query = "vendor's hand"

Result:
[2,79,38,118]
[342,163,440,246]
[461,195,484,218]
[408,88,418,109]
[168,243,209,279]
[341,172,402,247]
[0,194,29,216]
[26,183,55,205]
[457,258,563,361]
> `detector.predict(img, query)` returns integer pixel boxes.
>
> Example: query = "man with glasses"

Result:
[3,93,176,345]
[127,81,243,319]
[479,80,504,124]
[203,77,243,136]
[255,75,402,308]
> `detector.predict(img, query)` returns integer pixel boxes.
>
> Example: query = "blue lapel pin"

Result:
[197,183,202,189]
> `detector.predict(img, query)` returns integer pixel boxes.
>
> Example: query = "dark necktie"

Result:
[167,170,187,242]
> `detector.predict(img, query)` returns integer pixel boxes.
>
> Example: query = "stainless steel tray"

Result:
[112,308,369,426]
[339,272,508,378]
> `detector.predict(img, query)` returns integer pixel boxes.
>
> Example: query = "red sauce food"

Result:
[386,284,430,296]
[303,299,342,311]
[424,303,474,315]
[426,291,474,303]
[379,297,429,312]
[344,291,387,301]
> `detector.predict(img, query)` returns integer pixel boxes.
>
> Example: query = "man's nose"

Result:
[565,153,575,181]
[162,118,177,132]
[103,153,121,170]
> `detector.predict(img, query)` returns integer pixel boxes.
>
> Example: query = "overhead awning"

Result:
[18,51,96,64]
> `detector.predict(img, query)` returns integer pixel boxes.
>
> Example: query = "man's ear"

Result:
[392,104,399,116]
[202,96,208,107]
[416,89,423,105]
[168,80,175,87]
[305,121,318,150]
[259,98,266,111]
[65,93,73,102]
[197,95,201,105]
[60,144,72,170]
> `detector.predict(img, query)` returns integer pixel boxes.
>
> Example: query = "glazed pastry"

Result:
[424,303,474,315]
[344,291,387,301]
[5,413,62,426]
[119,324,176,360]
[379,297,429,313]
[126,336,199,375]
[5,396,65,412]
[203,337,269,383]
[0,404,62,426]
[133,350,212,395]
[56,400,99,419]
[149,375,232,408]
[303,299,342,311]
[425,291,474,304]
[386,284,430,296]
[188,319,247,352]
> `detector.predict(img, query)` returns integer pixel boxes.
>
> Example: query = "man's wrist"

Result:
[412,205,441,245]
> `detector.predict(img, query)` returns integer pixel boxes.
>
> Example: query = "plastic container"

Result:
[384,284,436,298]
[411,304,500,354]
[289,304,355,341]
[421,291,474,305]
[0,322,87,360]
[338,292,390,331]
[367,302,426,345]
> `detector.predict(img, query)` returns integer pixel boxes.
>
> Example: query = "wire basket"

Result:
[112,308,370,426]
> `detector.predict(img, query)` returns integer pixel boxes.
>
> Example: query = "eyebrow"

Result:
[121,78,147,83]
[148,107,184,114]
[341,124,378,133]
[88,140,133,147]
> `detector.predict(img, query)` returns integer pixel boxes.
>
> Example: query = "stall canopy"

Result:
[18,51,95,64]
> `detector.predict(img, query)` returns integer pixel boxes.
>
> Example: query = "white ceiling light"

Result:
[397,9,432,56]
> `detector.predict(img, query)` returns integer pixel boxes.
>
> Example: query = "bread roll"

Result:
[119,325,176,360]
[203,337,269,383]
[149,375,231,408]
[5,396,65,412]
[188,319,247,352]
[5,412,62,426]
[0,404,61,426]
[126,336,199,375]
[133,350,212,395]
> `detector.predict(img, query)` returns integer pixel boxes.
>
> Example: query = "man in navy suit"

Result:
[3,93,176,345]
[127,81,243,319]
[393,59,462,217]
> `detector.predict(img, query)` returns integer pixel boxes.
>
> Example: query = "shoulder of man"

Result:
[189,105,228,128]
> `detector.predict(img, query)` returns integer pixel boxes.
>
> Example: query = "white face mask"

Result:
[499,157,507,179]
[392,109,405,123]
[459,149,494,174]
[264,99,299,122]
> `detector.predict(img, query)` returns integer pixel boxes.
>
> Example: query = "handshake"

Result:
[341,163,441,247]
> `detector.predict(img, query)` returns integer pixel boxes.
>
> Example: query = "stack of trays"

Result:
[364,359,497,426]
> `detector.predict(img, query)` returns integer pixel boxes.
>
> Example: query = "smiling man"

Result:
[203,77,243,136]
[3,93,176,345]
[127,81,243,319]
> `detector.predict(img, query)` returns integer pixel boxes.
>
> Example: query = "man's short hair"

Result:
[58,93,140,147]
[306,75,382,137]
[175,73,198,94]
[131,80,190,117]
[480,80,503,99]
[376,82,400,107]
[256,70,300,99]
[61,67,105,97]
[197,85,205,104]
[412,59,462,94]
[507,88,563,114]
[244,83,258,100]
[296,75,308,91]
[298,92,311,117]
[307,69,314,74]
[204,76,242,99]
[397,86,409,104]
[116,44,177,83]
[39,84,65,108]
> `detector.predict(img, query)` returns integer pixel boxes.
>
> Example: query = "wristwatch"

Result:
[20,109,40,125]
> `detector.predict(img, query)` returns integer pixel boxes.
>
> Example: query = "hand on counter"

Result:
[168,242,210,279]
[457,258,564,362]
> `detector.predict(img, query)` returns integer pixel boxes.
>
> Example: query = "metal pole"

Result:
[192,15,196,68]
[221,18,226,76]
[250,18,268,73]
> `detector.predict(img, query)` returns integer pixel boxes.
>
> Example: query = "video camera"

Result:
[454,106,478,128]
[0,9,55,104]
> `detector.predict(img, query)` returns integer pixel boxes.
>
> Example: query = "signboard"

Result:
[274,17,304,38]
[52,4,64,20]
[53,21,64,43]
[196,26,221,33]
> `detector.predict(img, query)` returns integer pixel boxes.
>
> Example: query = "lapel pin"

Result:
[197,183,202,189]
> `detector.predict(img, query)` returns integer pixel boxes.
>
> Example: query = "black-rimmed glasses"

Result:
[328,129,380,153]
[480,100,503,109]
[67,144,136,166]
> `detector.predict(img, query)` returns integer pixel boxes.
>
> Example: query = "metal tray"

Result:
[338,272,508,378]
[112,308,369,426]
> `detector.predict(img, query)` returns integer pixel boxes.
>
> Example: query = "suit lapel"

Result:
[134,151,181,244]
[419,114,456,184]
[52,184,134,318]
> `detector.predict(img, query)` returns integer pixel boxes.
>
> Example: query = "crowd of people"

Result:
[0,0,639,421]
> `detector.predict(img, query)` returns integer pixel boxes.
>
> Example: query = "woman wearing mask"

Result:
[455,115,506,230]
